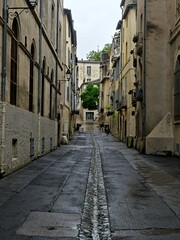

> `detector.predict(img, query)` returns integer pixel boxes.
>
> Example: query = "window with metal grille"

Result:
[174,56,180,121]
[10,18,18,105]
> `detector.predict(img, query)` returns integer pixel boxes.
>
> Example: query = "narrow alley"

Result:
[0,124,180,239]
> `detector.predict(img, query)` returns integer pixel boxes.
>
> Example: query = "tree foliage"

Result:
[86,43,112,61]
[80,83,99,110]
[86,50,101,61]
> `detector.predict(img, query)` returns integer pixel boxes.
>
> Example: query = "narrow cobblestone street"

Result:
[0,124,180,239]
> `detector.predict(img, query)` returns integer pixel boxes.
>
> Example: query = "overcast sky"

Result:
[64,0,121,60]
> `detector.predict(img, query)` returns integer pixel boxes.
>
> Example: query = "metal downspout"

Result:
[1,0,8,175]
[143,0,147,152]
[38,0,42,156]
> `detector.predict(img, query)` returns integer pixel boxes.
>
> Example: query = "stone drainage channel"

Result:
[77,134,111,240]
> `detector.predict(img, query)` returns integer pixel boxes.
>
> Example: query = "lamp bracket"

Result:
[7,4,37,20]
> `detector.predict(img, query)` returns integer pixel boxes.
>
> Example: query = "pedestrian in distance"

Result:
[99,108,106,132]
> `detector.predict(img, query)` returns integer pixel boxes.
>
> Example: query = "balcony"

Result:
[131,88,143,106]
[117,96,127,111]
[133,32,143,56]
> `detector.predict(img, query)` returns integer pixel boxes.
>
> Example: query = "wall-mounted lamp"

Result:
[58,68,71,82]
[7,0,38,20]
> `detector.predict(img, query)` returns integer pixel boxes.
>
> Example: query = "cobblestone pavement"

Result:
[0,124,180,239]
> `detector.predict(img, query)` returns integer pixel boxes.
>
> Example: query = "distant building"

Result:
[77,60,100,123]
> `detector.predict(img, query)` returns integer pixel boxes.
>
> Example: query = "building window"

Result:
[41,58,45,116]
[30,138,34,157]
[86,112,94,120]
[174,56,180,121]
[125,42,128,63]
[67,86,70,102]
[87,66,91,76]
[68,48,71,67]
[68,23,71,38]
[51,3,55,43]
[87,79,91,82]
[10,18,18,105]
[29,43,34,112]
[49,70,53,119]
[12,138,18,161]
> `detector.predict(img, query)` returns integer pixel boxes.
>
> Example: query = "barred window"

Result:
[174,56,180,121]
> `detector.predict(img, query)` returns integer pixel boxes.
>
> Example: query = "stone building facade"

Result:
[60,8,77,140]
[169,0,180,156]
[105,0,180,156]
[118,0,136,144]
[77,60,100,122]
[113,0,180,156]
[0,0,77,176]
[133,0,172,154]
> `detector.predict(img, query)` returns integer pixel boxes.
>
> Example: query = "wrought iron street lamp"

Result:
[58,65,72,82]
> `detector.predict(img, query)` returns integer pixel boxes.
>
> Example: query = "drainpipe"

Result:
[143,0,147,152]
[0,0,8,175]
[38,0,42,156]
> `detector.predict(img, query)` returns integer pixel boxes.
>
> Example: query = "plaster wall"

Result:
[78,61,100,87]
[0,0,63,175]
[2,104,56,175]
[169,0,180,155]
[145,0,171,135]
[121,4,136,139]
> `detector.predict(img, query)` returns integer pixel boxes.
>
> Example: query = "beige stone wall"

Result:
[135,0,174,154]
[169,0,180,155]
[78,61,100,86]
[145,0,171,134]
[0,0,64,175]
[120,1,136,141]
[3,104,57,175]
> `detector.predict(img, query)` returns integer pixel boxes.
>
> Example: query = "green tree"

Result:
[102,43,111,54]
[80,83,99,110]
[86,44,112,61]
[86,50,101,61]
